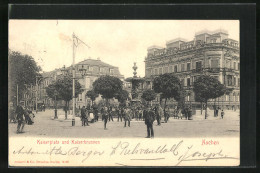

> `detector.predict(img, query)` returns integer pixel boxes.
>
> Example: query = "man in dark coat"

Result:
[124,107,131,127]
[15,103,25,133]
[117,106,123,122]
[81,106,87,126]
[103,106,109,130]
[145,107,155,138]
[108,106,114,121]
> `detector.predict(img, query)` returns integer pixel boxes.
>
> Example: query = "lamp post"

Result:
[54,90,58,119]
[35,75,44,113]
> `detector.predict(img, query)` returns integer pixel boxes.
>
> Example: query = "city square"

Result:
[9,20,240,138]
[8,109,239,138]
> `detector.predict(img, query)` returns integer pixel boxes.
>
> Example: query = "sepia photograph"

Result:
[8,20,240,166]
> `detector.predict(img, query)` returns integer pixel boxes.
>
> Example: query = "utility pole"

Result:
[72,33,76,126]
[71,32,90,126]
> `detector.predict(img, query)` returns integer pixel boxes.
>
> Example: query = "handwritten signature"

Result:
[12,140,238,165]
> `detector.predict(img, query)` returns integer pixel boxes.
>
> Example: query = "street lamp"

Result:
[35,75,44,113]
[54,90,59,119]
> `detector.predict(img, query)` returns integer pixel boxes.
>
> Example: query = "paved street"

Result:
[9,109,239,138]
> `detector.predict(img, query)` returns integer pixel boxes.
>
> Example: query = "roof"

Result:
[77,58,116,68]
[166,38,187,44]
[147,45,163,50]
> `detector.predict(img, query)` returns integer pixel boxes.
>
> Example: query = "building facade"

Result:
[74,58,124,107]
[144,30,240,110]
[21,58,124,109]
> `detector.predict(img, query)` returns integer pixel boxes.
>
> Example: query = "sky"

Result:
[9,20,239,78]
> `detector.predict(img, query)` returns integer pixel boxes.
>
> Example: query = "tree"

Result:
[141,89,156,106]
[153,73,183,110]
[8,51,41,106]
[93,75,123,106]
[54,75,83,119]
[115,90,130,106]
[86,89,99,105]
[46,83,61,118]
[193,75,228,119]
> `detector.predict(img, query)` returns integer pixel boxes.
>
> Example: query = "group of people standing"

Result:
[79,103,170,138]
[10,102,35,133]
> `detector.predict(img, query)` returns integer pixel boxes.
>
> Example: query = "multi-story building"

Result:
[22,58,124,109]
[144,30,240,110]
[74,58,124,107]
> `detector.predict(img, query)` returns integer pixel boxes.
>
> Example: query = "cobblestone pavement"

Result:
[9,109,239,138]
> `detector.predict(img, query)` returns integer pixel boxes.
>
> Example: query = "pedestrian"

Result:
[16,103,26,133]
[124,107,131,127]
[103,106,109,130]
[221,110,224,119]
[25,107,35,125]
[85,107,90,126]
[93,102,99,122]
[9,102,16,123]
[164,105,169,123]
[216,107,220,117]
[108,106,114,121]
[117,106,123,122]
[145,106,155,138]
[188,106,192,120]
[81,106,87,126]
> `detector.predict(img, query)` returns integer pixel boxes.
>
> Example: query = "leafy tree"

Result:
[193,75,228,119]
[8,51,41,106]
[46,83,61,118]
[86,89,99,105]
[141,89,156,106]
[115,90,130,106]
[54,75,83,119]
[153,73,183,110]
[93,75,123,106]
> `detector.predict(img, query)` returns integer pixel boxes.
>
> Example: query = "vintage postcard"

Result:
[8,20,240,167]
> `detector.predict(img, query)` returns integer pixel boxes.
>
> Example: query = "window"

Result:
[233,62,236,70]
[169,66,173,73]
[155,69,158,75]
[150,69,153,75]
[226,60,231,68]
[196,61,202,69]
[181,64,185,72]
[187,63,191,71]
[174,65,178,72]
[159,68,163,75]
[187,78,191,86]
[227,75,233,86]
[233,77,236,86]
[211,59,219,68]
[164,66,169,74]
[238,78,240,86]
[238,63,240,71]
[110,69,114,74]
